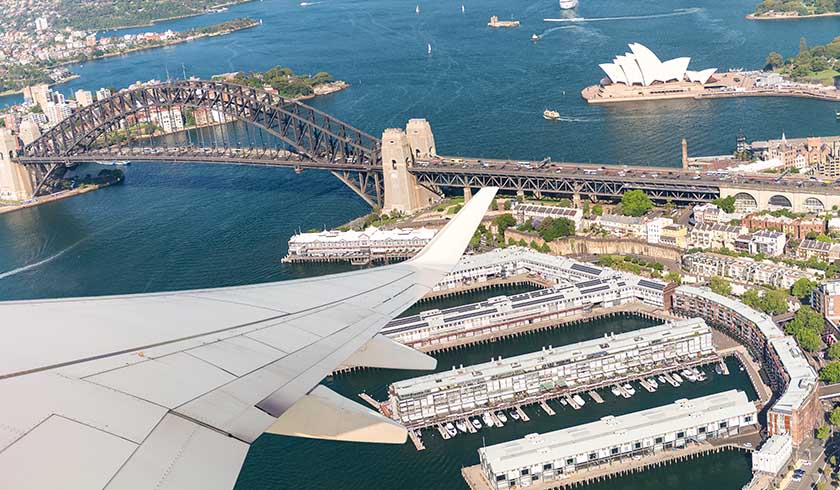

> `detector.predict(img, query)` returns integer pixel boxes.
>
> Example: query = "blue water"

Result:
[0,0,820,487]
[3,0,840,164]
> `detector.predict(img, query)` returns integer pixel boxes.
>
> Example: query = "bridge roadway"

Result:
[29,146,840,209]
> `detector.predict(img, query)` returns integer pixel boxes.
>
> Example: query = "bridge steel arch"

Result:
[19,80,384,203]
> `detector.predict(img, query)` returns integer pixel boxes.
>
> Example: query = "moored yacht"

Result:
[509,409,521,421]
[623,383,636,396]
[455,420,468,433]
[445,422,458,437]
[496,411,508,423]
[572,394,586,406]
[482,412,495,427]
[559,0,579,9]
[472,418,482,430]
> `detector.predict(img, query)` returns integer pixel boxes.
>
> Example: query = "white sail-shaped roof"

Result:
[599,63,627,85]
[598,43,717,87]
[686,68,717,84]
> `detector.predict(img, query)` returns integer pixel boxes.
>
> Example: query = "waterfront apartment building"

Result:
[284,226,436,262]
[811,280,840,323]
[388,319,715,427]
[382,274,670,349]
[688,222,747,250]
[74,89,94,107]
[682,253,817,290]
[511,203,583,229]
[477,391,757,490]
[671,286,819,445]
[742,213,825,241]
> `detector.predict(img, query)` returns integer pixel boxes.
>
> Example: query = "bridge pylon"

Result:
[0,128,34,202]
[382,125,438,214]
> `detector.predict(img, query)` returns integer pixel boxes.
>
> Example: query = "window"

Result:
[543,464,552,471]
[496,474,506,482]
[677,431,685,439]
[566,458,574,465]
[698,427,706,434]
[532,475,539,481]
[521,469,529,476]
[719,421,728,429]
[655,437,663,444]
[589,452,597,460]
[634,442,642,449]
[745,415,752,423]
[611,447,619,455]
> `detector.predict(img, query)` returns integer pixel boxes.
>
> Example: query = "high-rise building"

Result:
[18,119,42,146]
[44,102,72,126]
[2,114,18,132]
[27,84,51,109]
[95,88,112,102]
[34,17,49,32]
[74,89,94,107]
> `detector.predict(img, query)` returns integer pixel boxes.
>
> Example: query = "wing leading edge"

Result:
[0,187,498,490]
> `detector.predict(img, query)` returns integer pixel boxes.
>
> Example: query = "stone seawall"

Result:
[504,230,684,262]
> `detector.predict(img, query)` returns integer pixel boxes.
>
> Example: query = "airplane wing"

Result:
[0,187,498,490]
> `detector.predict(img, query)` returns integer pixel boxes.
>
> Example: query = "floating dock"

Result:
[539,401,556,416]
[588,390,604,404]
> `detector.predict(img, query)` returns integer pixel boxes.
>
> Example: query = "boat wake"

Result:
[545,7,702,23]
[555,116,598,122]
[0,240,85,280]
[300,1,322,6]
[536,25,575,38]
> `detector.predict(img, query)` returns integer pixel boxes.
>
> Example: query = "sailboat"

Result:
[461,4,465,13]
[416,4,420,14]
[427,43,432,55]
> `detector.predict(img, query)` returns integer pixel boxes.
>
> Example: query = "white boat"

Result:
[682,369,697,382]
[543,109,560,120]
[94,160,129,166]
[648,378,659,389]
[559,0,578,9]
[657,375,667,383]
[510,409,520,421]
[611,385,622,397]
[445,422,458,437]
[623,383,636,396]
[472,418,482,430]
[455,420,468,433]
[427,43,432,55]
[560,398,568,406]
[461,4,465,13]
[416,4,420,14]
[531,34,540,42]
[572,394,586,406]
[672,373,684,384]
[482,412,494,427]
[496,411,508,423]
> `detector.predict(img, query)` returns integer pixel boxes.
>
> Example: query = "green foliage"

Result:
[762,288,790,315]
[537,217,575,242]
[508,237,516,246]
[817,425,831,440]
[518,239,528,247]
[582,202,590,215]
[504,200,512,210]
[796,328,821,351]
[820,362,840,384]
[447,204,463,215]
[712,195,736,213]
[831,405,840,425]
[765,51,784,70]
[529,240,540,250]
[230,65,333,99]
[592,204,604,216]
[709,276,732,296]
[517,219,535,232]
[786,306,826,336]
[666,271,682,284]
[620,190,653,217]
[791,278,818,299]
[493,214,517,234]
[828,342,840,361]
[540,243,551,253]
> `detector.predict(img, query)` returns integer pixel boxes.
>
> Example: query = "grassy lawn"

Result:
[812,69,840,85]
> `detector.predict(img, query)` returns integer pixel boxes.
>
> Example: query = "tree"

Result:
[592,204,603,216]
[529,240,540,250]
[559,198,572,207]
[818,425,831,440]
[765,51,784,70]
[538,217,575,242]
[761,288,790,315]
[821,363,840,384]
[831,406,840,427]
[518,239,527,247]
[787,306,826,336]
[709,276,732,296]
[582,202,590,215]
[800,36,808,54]
[829,343,840,361]
[742,289,762,309]
[493,213,517,235]
[540,243,551,253]
[620,190,653,217]
[791,278,817,299]
[712,195,736,213]
[508,237,516,246]
[796,328,821,352]
[666,271,682,284]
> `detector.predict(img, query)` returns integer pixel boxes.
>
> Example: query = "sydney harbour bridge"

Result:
[9,79,840,214]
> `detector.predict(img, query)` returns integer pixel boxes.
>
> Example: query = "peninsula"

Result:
[748,0,840,19]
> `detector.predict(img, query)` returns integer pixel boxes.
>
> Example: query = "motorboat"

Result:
[611,385,622,396]
[623,383,636,396]
[510,409,521,421]
[531,34,540,42]
[543,109,561,120]
[455,420,468,433]
[572,394,586,406]
[648,378,659,389]
[445,422,458,437]
[672,373,684,384]
[482,412,495,427]
[560,397,568,406]
[559,0,579,9]
[472,418,482,430]
[657,375,667,384]
[682,369,697,382]
[496,411,508,423]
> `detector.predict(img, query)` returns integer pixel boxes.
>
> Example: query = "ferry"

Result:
[543,109,561,120]
[559,0,579,9]
[482,412,494,427]
[572,394,586,406]
[611,385,622,397]
[496,411,508,424]
[509,409,521,421]
[472,418,482,430]
[455,420,468,433]
[445,422,458,437]
[622,383,636,396]
[94,160,129,166]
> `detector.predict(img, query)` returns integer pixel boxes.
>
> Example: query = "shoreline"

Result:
[0,74,81,98]
[96,0,255,31]
[0,180,120,216]
[746,11,840,20]
[582,86,840,104]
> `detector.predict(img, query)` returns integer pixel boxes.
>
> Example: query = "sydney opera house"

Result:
[598,43,717,87]
[581,43,733,104]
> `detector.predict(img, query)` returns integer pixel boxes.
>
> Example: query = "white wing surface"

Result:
[0,187,498,490]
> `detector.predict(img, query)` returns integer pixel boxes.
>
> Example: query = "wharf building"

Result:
[671,286,819,445]
[682,252,818,290]
[382,273,671,349]
[387,319,715,428]
[435,247,671,307]
[511,203,583,229]
[283,226,436,263]
[476,390,756,490]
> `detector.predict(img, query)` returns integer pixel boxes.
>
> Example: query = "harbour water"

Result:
[0,0,814,487]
